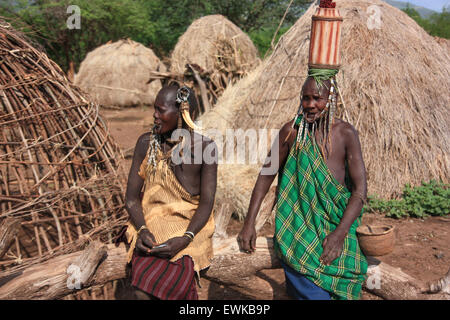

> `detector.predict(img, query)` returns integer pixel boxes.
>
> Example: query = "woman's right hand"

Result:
[237,222,257,254]
[136,229,157,254]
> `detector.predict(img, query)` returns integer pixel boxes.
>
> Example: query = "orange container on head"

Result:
[308,7,343,70]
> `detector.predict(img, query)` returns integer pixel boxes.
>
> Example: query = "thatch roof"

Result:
[75,39,166,108]
[0,23,126,272]
[170,15,261,102]
[200,0,450,218]
[435,36,450,53]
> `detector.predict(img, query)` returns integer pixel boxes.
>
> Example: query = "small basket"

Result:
[356,224,395,256]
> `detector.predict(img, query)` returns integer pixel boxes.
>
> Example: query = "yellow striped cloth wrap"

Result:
[125,152,215,275]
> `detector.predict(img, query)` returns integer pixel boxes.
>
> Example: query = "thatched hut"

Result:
[75,39,166,108]
[200,0,450,218]
[170,15,261,106]
[0,22,126,296]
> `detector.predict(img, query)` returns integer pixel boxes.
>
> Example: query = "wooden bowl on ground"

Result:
[356,224,395,257]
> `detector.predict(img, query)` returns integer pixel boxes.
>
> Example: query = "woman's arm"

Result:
[185,139,218,235]
[320,123,367,265]
[238,120,296,252]
[125,133,156,252]
[125,133,147,229]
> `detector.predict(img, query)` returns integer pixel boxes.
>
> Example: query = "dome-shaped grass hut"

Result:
[170,15,261,105]
[75,39,166,108]
[0,22,126,287]
[200,0,450,218]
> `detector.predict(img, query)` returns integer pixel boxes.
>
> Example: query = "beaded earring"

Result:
[147,126,162,168]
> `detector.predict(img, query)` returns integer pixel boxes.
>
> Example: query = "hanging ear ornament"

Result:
[296,116,307,150]
[147,125,162,168]
[176,86,201,131]
[329,78,336,129]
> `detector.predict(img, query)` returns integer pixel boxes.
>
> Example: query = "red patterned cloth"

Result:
[130,252,198,300]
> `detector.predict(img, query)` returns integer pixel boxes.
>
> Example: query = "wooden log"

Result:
[421,267,450,295]
[2,236,449,300]
[0,237,275,299]
[0,218,21,260]
[0,241,107,300]
[86,243,128,287]
[0,186,280,299]
[363,256,423,300]
[208,236,280,284]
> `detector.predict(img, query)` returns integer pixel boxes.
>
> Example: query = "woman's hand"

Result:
[237,222,257,254]
[320,229,346,265]
[150,236,191,259]
[136,229,157,254]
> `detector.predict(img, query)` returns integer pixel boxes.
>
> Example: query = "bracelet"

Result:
[183,231,195,242]
[137,225,148,236]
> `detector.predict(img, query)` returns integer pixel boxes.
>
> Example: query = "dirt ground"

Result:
[101,107,450,300]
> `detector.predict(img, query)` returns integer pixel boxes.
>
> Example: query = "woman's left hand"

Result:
[150,236,191,259]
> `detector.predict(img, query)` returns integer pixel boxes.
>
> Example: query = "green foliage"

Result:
[0,0,157,72]
[365,181,450,219]
[403,6,450,39]
[248,25,290,57]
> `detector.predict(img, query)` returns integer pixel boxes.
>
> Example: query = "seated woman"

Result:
[117,83,217,300]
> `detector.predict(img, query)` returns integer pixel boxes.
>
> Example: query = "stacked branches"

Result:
[75,39,167,108]
[0,22,127,272]
[200,0,450,218]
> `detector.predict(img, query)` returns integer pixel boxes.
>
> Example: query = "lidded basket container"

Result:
[308,7,343,69]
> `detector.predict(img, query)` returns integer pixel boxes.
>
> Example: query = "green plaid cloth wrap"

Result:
[274,115,368,300]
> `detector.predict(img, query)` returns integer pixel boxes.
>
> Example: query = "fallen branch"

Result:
[0,241,108,300]
[364,256,424,300]
[423,267,450,295]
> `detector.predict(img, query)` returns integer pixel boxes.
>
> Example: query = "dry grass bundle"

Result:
[75,39,166,108]
[199,64,267,218]
[0,22,127,276]
[170,15,261,106]
[200,0,450,219]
